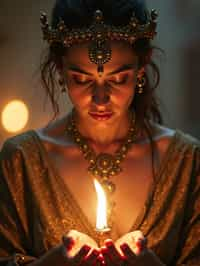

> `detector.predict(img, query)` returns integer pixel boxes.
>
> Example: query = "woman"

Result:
[0,0,199,265]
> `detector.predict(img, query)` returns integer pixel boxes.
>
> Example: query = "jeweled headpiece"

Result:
[40,9,158,75]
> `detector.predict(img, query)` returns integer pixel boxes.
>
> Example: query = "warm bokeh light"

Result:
[94,179,108,230]
[1,100,29,133]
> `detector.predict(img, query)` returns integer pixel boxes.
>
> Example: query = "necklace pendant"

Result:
[96,153,114,171]
[88,153,122,179]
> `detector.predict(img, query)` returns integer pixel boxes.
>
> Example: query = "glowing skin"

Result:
[62,41,144,146]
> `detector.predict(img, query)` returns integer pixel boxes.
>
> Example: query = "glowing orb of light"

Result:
[1,100,29,133]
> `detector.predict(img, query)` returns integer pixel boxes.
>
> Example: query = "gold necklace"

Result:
[66,111,138,194]
[66,111,138,227]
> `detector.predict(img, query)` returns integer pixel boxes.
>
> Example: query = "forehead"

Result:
[63,41,138,72]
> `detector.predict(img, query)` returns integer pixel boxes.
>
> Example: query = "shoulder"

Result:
[167,127,200,154]
[175,129,200,148]
[150,123,200,149]
[0,130,37,159]
[35,114,74,151]
[157,125,200,172]
[0,114,71,157]
[175,130,200,172]
[136,123,176,154]
[142,123,200,162]
[0,131,39,187]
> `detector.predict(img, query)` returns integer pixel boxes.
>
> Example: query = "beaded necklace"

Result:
[66,111,138,226]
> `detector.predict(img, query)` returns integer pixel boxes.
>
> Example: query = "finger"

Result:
[95,258,105,266]
[135,237,147,254]
[73,245,91,264]
[83,249,100,265]
[105,240,123,263]
[62,236,75,251]
[136,236,147,247]
[101,247,112,266]
[97,253,105,266]
[120,243,137,263]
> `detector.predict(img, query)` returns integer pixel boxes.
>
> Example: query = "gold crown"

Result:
[40,9,158,75]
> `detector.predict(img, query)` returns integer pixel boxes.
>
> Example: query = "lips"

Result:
[88,112,113,121]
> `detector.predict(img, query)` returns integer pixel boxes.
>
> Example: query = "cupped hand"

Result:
[100,239,164,266]
[100,240,125,266]
[120,243,165,266]
[62,236,101,266]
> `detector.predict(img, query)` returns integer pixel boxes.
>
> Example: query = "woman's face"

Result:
[62,41,143,125]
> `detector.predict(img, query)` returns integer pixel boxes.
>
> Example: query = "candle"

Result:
[94,179,111,246]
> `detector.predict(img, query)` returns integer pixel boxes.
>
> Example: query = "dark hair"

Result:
[40,0,164,178]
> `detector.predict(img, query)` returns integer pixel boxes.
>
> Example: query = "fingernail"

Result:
[135,246,141,255]
[101,247,108,254]
[136,240,142,248]
[121,254,126,260]
[98,254,104,259]
[97,257,103,263]
[93,249,99,256]
[62,236,75,251]
[63,236,74,244]
[105,240,113,247]
[136,238,146,249]
[83,245,91,252]
[67,244,74,251]
[120,243,129,249]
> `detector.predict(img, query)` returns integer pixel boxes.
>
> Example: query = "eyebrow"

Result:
[67,63,137,76]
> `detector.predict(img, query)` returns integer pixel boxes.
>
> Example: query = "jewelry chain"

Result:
[66,111,138,227]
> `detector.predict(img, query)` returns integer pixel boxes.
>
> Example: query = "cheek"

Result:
[112,84,136,108]
[66,85,91,109]
[123,76,137,106]
[68,89,88,105]
[121,91,135,108]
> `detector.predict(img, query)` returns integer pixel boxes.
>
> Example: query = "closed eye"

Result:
[73,75,93,85]
[108,75,128,85]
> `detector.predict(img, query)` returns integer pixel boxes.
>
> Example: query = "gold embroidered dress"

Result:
[0,130,199,265]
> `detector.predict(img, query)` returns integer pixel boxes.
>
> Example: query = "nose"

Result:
[92,84,110,105]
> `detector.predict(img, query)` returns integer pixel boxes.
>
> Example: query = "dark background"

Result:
[0,0,200,146]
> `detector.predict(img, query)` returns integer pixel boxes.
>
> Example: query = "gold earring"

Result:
[137,75,146,94]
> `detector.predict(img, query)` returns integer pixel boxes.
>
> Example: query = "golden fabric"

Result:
[0,129,199,265]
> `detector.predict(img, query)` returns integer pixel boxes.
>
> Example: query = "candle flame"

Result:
[94,179,108,230]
